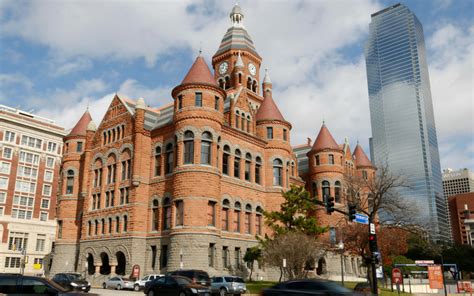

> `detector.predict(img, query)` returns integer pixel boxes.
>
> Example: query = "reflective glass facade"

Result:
[365,4,449,241]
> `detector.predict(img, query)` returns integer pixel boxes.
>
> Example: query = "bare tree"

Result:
[262,232,326,281]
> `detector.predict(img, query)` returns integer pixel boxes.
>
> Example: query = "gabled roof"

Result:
[311,124,340,152]
[255,91,285,122]
[181,56,217,86]
[69,110,92,136]
[353,144,374,167]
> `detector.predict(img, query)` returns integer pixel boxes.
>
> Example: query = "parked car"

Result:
[144,275,211,296]
[211,276,246,296]
[102,276,134,290]
[0,274,94,295]
[51,272,91,292]
[134,274,164,291]
[262,279,353,295]
[168,269,211,287]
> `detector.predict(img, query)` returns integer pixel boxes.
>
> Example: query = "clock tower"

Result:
[212,4,262,96]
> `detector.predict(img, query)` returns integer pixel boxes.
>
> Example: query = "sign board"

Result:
[355,213,369,224]
[376,266,384,279]
[415,260,434,264]
[131,264,140,280]
[370,223,376,234]
[392,268,403,285]
[428,265,444,289]
[33,263,42,270]
[457,281,472,293]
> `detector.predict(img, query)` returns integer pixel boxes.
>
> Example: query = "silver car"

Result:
[211,276,246,296]
[102,276,134,290]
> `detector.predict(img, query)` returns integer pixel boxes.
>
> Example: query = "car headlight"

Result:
[190,288,197,293]
[70,282,78,287]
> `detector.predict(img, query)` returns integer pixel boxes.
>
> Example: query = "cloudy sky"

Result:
[0,0,472,170]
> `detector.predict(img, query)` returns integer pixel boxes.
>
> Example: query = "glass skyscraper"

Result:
[365,4,450,241]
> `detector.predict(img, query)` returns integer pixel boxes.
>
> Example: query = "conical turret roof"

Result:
[311,124,340,152]
[69,110,92,136]
[353,144,373,167]
[181,56,217,86]
[256,91,285,122]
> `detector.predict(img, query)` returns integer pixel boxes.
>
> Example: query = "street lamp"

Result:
[338,241,344,286]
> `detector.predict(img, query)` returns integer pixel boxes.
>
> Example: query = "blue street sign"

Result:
[355,213,369,224]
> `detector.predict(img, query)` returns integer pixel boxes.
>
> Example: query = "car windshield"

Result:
[66,274,83,281]
[224,277,244,283]
[176,277,191,285]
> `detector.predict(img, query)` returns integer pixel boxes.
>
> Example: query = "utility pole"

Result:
[338,241,345,286]
[368,219,378,295]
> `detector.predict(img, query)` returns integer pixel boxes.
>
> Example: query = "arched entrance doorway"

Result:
[100,252,111,275]
[87,253,95,275]
[316,257,327,276]
[116,251,126,275]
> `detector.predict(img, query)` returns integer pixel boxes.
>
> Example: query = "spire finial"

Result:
[230,3,244,27]
[86,101,90,111]
[198,42,202,56]
[263,68,272,84]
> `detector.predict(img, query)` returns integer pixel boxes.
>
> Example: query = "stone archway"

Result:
[100,252,111,275]
[115,251,126,275]
[316,257,327,276]
[87,253,95,275]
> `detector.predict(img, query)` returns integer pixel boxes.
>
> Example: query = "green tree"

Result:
[384,255,423,277]
[243,246,262,281]
[442,245,474,274]
[263,185,327,236]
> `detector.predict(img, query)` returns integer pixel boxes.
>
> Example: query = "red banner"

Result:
[428,265,443,289]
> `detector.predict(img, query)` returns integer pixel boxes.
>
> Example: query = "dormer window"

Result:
[329,154,334,165]
[178,95,183,110]
[315,155,320,166]
[215,96,219,110]
[283,129,287,141]
[195,93,202,107]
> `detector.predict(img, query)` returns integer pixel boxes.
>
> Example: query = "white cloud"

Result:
[51,57,93,76]
[118,79,171,107]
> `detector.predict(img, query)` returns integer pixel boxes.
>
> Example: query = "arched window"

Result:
[244,153,251,181]
[255,157,262,184]
[152,200,159,231]
[88,221,92,236]
[108,217,112,234]
[165,143,174,174]
[219,79,224,89]
[247,77,252,89]
[246,115,250,133]
[223,145,230,175]
[256,206,263,235]
[234,150,241,178]
[103,132,107,145]
[101,218,105,234]
[322,180,330,201]
[241,115,245,131]
[201,132,212,165]
[95,220,98,235]
[252,80,257,92]
[123,215,128,232]
[112,129,116,142]
[244,204,252,234]
[163,198,171,230]
[315,155,320,166]
[175,200,184,226]
[312,182,318,197]
[235,111,240,129]
[222,199,230,231]
[234,202,241,232]
[273,159,283,186]
[183,131,194,164]
[155,146,162,176]
[115,216,120,233]
[225,76,230,90]
[107,130,111,144]
[66,170,74,194]
[335,181,341,203]
[238,73,242,84]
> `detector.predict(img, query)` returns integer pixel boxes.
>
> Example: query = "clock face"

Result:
[219,62,228,75]
[248,63,256,76]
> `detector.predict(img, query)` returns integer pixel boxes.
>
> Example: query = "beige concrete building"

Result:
[443,168,474,198]
[0,104,65,275]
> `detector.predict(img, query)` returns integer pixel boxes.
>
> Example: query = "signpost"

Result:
[392,268,403,295]
[355,213,369,224]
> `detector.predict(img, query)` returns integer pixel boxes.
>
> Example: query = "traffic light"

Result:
[326,196,335,214]
[348,204,357,221]
[369,234,378,252]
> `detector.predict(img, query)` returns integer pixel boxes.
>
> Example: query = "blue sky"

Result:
[0,0,472,171]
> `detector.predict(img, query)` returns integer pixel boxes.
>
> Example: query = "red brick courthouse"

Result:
[51,4,373,281]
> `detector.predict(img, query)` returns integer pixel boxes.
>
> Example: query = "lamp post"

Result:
[338,241,344,286]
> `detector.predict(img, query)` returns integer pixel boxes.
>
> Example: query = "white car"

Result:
[133,274,163,291]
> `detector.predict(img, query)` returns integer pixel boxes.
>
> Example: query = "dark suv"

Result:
[52,272,91,292]
[0,274,90,295]
[168,269,211,287]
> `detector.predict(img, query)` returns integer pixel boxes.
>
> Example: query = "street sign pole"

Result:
[369,219,378,295]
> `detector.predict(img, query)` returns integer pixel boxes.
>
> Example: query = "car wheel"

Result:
[219,288,227,296]
[103,283,107,289]
[116,284,122,290]
[148,290,155,296]
[134,284,140,291]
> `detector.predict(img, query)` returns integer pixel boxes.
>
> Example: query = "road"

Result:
[90,288,143,296]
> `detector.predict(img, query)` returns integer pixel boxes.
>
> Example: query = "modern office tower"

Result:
[365,4,449,241]
[0,104,65,274]
[443,168,474,198]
